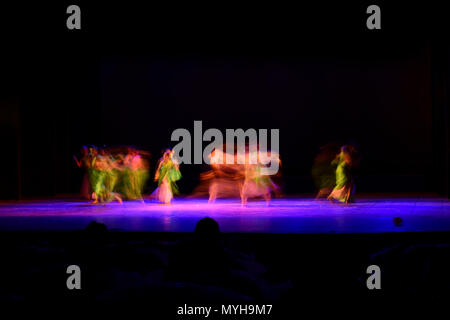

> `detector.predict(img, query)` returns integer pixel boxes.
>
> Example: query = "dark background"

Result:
[1,2,449,199]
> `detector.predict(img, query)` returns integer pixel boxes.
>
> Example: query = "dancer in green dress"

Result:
[312,143,340,199]
[103,151,123,204]
[327,145,357,203]
[122,148,149,201]
[86,146,100,203]
[241,163,279,205]
[88,147,122,204]
[153,149,181,204]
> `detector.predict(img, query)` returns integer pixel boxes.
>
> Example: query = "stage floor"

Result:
[0,197,449,233]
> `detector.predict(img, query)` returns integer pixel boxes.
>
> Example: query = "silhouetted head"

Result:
[85,221,108,233]
[195,217,220,238]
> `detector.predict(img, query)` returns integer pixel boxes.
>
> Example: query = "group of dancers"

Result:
[75,143,358,205]
[195,147,281,205]
[74,146,151,204]
[75,146,184,204]
[74,144,281,205]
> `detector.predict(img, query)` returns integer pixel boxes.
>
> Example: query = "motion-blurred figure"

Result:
[205,148,244,203]
[194,145,281,205]
[79,145,151,204]
[327,145,358,203]
[241,150,280,205]
[123,148,150,201]
[90,148,122,204]
[312,143,340,199]
[86,146,101,203]
[152,149,181,204]
[102,150,123,204]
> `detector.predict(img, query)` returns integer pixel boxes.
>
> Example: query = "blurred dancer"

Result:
[208,148,241,203]
[194,146,280,204]
[92,148,110,203]
[87,146,101,203]
[153,149,181,204]
[123,148,149,201]
[131,150,150,202]
[87,148,120,204]
[103,150,123,204]
[311,143,340,199]
[327,145,357,203]
[241,151,280,206]
[122,149,135,200]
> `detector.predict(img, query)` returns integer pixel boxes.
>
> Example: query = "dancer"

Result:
[153,149,181,204]
[122,148,149,201]
[327,145,357,203]
[241,153,280,206]
[206,148,244,203]
[103,150,123,204]
[86,146,101,203]
[130,150,150,202]
[92,148,110,203]
[312,143,340,199]
[88,147,122,204]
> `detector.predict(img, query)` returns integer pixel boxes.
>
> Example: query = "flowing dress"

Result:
[328,154,354,203]
[153,158,181,203]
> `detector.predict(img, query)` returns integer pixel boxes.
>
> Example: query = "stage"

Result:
[0,196,449,233]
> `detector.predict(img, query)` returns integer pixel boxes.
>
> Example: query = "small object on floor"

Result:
[393,217,403,226]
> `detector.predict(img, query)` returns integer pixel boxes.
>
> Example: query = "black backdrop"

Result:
[1,2,448,198]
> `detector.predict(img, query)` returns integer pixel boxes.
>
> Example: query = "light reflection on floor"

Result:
[0,198,449,233]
